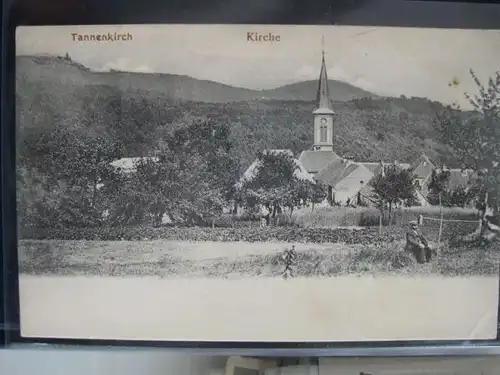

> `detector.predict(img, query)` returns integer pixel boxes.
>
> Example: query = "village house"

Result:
[239,48,476,208]
[109,48,476,210]
[410,154,476,201]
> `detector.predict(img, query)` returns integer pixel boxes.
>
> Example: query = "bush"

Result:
[358,213,380,227]
[20,225,404,244]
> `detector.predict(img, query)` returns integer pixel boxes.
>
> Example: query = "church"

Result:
[109,49,474,209]
[239,48,477,208]
[240,49,422,207]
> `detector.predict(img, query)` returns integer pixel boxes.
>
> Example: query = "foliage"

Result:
[436,70,500,213]
[370,164,417,219]
[19,224,400,244]
[427,169,450,205]
[358,213,380,227]
[18,124,123,227]
[426,169,479,208]
[446,185,478,208]
[17,55,469,176]
[236,151,325,221]
[111,116,241,226]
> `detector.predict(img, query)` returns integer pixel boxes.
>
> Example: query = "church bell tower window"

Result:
[320,117,328,143]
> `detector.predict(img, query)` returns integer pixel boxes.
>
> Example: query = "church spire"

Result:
[316,38,332,110]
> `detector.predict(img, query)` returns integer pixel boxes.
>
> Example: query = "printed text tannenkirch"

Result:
[71,32,133,42]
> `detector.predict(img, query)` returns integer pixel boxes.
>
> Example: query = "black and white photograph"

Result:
[15,24,500,341]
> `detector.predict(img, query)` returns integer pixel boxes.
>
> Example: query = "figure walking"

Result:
[282,245,297,279]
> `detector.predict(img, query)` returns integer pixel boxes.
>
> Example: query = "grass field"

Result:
[18,238,500,278]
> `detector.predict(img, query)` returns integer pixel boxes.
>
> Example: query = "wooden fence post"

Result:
[438,193,444,247]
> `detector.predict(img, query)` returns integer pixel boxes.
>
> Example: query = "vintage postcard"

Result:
[15,24,500,342]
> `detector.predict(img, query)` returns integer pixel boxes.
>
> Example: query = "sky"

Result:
[16,24,500,108]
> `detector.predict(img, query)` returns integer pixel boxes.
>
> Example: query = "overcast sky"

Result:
[16,24,500,108]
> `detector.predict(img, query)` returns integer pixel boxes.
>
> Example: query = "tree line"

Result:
[16,69,500,231]
[17,113,328,229]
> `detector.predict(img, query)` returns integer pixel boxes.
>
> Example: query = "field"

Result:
[18,237,500,341]
[19,235,500,278]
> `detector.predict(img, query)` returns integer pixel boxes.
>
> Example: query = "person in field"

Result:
[405,220,432,264]
[282,245,297,279]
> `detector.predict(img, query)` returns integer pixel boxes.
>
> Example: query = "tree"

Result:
[237,151,325,224]
[427,169,451,205]
[118,115,240,226]
[447,185,478,208]
[437,70,500,216]
[17,123,123,228]
[370,164,417,224]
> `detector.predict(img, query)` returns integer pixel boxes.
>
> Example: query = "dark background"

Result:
[5,0,500,26]
[2,0,500,352]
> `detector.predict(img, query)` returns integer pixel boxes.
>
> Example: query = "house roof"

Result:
[329,162,374,202]
[354,161,411,174]
[298,150,340,174]
[411,153,434,171]
[442,168,476,191]
[411,154,435,179]
[356,162,381,173]
[237,149,314,188]
[110,157,158,173]
[315,158,358,186]
[315,159,374,201]
[261,149,294,157]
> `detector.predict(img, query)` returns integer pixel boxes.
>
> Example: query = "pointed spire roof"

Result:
[316,43,333,111]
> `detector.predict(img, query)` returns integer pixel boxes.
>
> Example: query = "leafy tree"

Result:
[427,169,451,205]
[18,123,123,228]
[370,164,417,223]
[446,185,478,208]
[437,70,500,216]
[237,151,325,224]
[118,116,240,226]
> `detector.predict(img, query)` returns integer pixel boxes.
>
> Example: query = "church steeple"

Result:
[316,48,333,110]
[312,38,335,152]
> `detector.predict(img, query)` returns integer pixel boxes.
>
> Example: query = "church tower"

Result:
[312,46,335,152]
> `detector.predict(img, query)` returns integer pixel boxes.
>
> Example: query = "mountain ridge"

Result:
[16,54,468,172]
[16,54,378,103]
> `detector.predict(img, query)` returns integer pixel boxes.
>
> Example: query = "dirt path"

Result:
[20,239,362,262]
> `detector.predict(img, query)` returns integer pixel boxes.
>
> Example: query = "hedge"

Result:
[20,225,405,244]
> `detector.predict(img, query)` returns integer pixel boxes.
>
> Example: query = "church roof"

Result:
[298,150,340,174]
[357,161,412,175]
[356,162,383,174]
[316,51,334,112]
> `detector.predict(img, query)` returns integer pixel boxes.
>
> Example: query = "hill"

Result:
[16,55,376,103]
[16,55,465,171]
[260,80,376,102]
